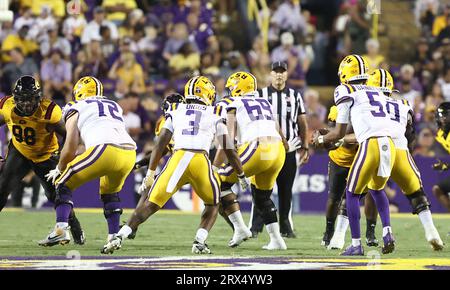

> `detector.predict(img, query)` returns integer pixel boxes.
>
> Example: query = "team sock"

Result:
[369,190,391,227]
[195,228,209,244]
[346,190,361,240]
[229,211,247,232]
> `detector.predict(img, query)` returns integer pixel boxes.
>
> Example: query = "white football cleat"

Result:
[101,234,122,254]
[228,228,252,248]
[262,238,287,250]
[192,241,211,254]
[426,228,444,251]
[38,225,71,247]
[327,231,345,250]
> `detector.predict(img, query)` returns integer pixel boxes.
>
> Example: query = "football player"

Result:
[328,69,445,252]
[39,76,137,249]
[134,93,186,170]
[0,75,85,245]
[432,102,450,212]
[366,69,443,250]
[214,71,288,250]
[313,55,395,256]
[105,76,249,254]
[322,106,379,250]
[126,93,186,240]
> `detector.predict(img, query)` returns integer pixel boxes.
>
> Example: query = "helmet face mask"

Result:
[12,76,42,116]
[436,103,450,130]
[161,93,186,113]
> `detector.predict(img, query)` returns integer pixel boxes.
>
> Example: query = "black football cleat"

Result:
[321,231,334,247]
[281,231,297,238]
[366,231,379,247]
[69,215,85,245]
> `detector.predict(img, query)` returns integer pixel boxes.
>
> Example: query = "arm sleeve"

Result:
[336,101,351,124]
[162,115,174,133]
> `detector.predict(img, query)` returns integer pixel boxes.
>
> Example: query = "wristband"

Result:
[318,135,324,144]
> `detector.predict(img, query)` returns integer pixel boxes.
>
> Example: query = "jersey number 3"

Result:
[12,125,36,145]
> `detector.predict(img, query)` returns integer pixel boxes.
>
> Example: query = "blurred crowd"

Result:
[0,0,449,159]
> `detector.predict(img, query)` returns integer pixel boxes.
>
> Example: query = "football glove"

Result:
[46,166,62,184]
[139,170,155,194]
[432,159,449,171]
[237,173,250,191]
[287,137,302,152]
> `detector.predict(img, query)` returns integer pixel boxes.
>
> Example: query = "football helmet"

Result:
[367,69,395,94]
[12,75,42,116]
[436,102,450,129]
[161,93,186,113]
[338,54,369,84]
[184,76,216,106]
[225,71,257,97]
[72,76,103,101]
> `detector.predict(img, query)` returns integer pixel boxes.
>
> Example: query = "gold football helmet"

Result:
[338,54,369,84]
[367,68,395,94]
[184,76,216,106]
[225,71,257,97]
[72,76,103,101]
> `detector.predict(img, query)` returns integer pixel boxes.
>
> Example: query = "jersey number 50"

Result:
[367,91,400,123]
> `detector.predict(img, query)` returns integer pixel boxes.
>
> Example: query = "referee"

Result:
[249,61,309,238]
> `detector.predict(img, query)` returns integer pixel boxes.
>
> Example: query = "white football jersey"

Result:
[384,97,413,150]
[218,95,281,145]
[334,84,394,143]
[63,97,136,149]
[163,103,226,152]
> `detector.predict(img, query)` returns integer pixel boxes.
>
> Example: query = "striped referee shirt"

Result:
[258,86,306,143]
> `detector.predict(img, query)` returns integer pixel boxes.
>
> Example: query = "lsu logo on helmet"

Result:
[72,76,103,101]
[367,68,395,94]
[184,76,216,106]
[338,54,369,84]
[225,71,257,97]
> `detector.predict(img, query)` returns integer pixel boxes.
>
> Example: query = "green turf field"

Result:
[0,208,448,258]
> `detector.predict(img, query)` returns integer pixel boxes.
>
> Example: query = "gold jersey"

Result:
[326,104,358,168]
[328,145,358,168]
[435,129,450,155]
[0,96,61,163]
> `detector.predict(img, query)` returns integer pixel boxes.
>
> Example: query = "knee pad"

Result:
[101,193,123,218]
[220,182,234,197]
[406,188,430,214]
[55,185,73,208]
[220,195,239,211]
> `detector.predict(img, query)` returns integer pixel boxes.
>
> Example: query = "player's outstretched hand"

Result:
[139,170,155,194]
[238,173,249,191]
[432,159,449,171]
[45,167,61,184]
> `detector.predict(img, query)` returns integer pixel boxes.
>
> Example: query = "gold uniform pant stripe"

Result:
[148,150,220,207]
[348,138,396,194]
[56,144,136,194]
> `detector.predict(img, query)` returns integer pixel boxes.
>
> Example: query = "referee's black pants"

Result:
[250,151,297,234]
